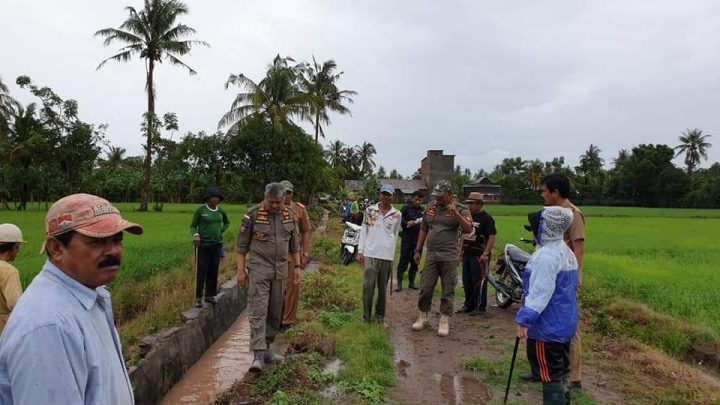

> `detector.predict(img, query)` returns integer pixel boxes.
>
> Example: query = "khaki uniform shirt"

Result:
[290,201,312,236]
[0,261,22,335]
[420,204,470,261]
[562,200,585,283]
[237,204,300,280]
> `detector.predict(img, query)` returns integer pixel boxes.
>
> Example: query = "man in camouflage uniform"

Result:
[280,180,311,330]
[412,180,472,337]
[237,182,301,372]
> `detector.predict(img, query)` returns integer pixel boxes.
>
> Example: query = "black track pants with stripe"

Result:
[527,338,570,383]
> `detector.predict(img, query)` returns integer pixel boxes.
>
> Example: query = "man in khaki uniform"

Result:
[280,180,311,329]
[0,224,24,335]
[237,182,301,372]
[541,173,585,390]
[412,180,472,337]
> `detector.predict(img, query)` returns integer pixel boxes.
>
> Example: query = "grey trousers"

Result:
[248,269,287,351]
[363,257,393,322]
[417,256,458,316]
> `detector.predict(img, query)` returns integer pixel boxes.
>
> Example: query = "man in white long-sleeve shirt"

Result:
[357,184,401,324]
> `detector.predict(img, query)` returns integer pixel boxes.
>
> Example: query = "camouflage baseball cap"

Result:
[431,180,453,196]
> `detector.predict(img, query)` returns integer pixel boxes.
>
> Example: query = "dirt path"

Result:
[386,287,624,404]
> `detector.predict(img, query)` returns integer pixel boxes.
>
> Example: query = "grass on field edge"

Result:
[118,246,236,364]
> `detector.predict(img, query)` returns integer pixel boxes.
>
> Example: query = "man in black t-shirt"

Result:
[396,191,425,291]
[457,192,497,314]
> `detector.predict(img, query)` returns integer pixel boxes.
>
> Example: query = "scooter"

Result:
[340,221,362,265]
[485,228,534,309]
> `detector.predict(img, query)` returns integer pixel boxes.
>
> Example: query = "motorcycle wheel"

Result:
[494,270,514,309]
[341,249,354,266]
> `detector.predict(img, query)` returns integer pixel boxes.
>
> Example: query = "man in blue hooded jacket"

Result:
[516,206,578,404]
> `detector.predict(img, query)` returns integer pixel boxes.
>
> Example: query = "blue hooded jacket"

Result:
[516,206,579,343]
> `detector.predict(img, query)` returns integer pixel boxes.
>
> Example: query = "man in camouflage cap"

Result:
[412,180,472,337]
[237,183,301,372]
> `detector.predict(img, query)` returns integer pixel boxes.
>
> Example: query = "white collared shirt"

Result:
[358,203,401,261]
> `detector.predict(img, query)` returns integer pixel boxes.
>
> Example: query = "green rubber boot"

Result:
[543,382,569,405]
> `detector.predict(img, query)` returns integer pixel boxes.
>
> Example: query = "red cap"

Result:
[45,194,143,238]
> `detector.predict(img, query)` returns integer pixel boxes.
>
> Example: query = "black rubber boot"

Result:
[542,382,569,405]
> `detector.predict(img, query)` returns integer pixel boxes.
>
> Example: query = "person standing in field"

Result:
[539,173,585,390]
[280,180,311,330]
[516,206,579,404]
[395,191,425,291]
[412,180,472,336]
[237,182,301,372]
[357,185,402,324]
[191,187,231,308]
[456,192,497,315]
[0,193,142,404]
[0,224,25,336]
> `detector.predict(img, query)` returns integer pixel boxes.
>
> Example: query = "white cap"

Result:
[0,224,25,243]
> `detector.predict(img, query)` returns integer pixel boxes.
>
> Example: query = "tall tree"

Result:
[523,159,545,191]
[299,57,357,143]
[326,140,345,168]
[0,77,19,135]
[377,166,387,178]
[102,146,128,173]
[7,104,45,210]
[356,141,377,176]
[674,128,712,174]
[95,0,207,211]
[219,55,308,134]
[577,144,603,176]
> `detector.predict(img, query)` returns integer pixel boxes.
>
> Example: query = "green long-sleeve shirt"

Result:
[190,204,230,246]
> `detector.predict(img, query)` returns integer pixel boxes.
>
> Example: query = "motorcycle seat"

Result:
[507,245,531,263]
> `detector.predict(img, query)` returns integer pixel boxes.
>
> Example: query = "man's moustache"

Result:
[98,256,121,268]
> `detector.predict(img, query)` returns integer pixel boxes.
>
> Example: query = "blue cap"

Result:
[380,184,395,194]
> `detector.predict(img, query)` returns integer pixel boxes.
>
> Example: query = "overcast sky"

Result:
[3,0,719,177]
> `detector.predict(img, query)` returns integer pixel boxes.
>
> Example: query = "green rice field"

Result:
[1,203,247,288]
[486,205,720,336]
[3,202,719,337]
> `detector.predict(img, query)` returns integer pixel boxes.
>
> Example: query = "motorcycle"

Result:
[485,227,534,309]
[340,221,362,265]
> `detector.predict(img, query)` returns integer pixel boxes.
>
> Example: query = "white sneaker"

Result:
[438,315,449,337]
[412,312,429,331]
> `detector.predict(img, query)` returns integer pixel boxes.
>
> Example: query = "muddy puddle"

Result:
[161,311,252,404]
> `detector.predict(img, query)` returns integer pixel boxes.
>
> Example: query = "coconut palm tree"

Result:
[299,57,357,143]
[674,128,712,174]
[95,0,207,211]
[8,104,46,210]
[0,77,19,135]
[523,159,545,190]
[219,55,308,134]
[577,144,604,183]
[612,149,629,170]
[326,140,345,168]
[356,141,376,176]
[102,145,128,173]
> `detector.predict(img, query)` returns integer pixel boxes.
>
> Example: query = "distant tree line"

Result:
[450,137,717,208]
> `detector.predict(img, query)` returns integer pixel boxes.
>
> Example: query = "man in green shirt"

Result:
[190,187,230,307]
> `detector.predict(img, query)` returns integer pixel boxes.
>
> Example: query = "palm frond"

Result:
[96,49,140,70]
